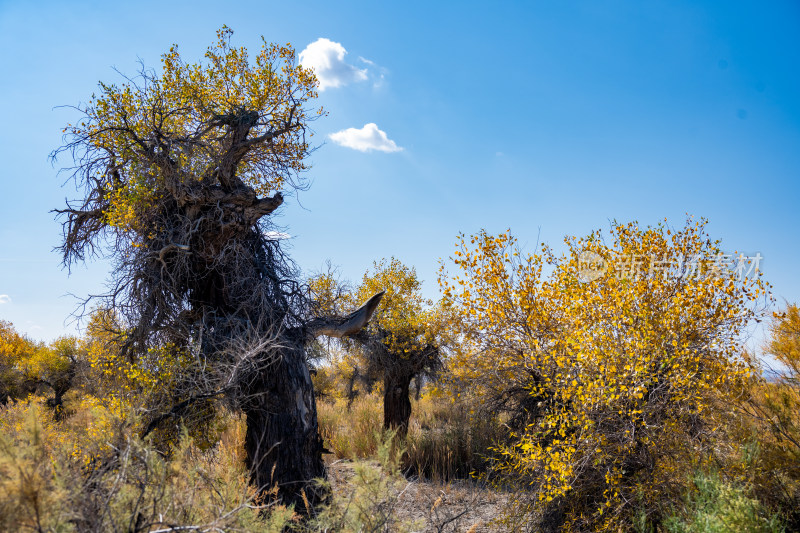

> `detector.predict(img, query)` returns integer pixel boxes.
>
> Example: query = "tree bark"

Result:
[184,236,329,512]
[383,373,413,439]
[242,342,327,511]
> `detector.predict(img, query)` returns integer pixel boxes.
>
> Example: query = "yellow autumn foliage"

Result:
[439,218,772,531]
[63,25,321,236]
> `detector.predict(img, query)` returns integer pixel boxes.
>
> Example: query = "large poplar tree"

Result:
[53,27,382,510]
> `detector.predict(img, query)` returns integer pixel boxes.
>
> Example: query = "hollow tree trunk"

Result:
[242,342,327,512]
[383,373,413,439]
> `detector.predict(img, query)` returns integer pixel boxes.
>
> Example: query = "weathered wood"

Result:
[242,340,327,511]
[307,291,385,339]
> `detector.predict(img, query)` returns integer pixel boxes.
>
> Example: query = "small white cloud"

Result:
[329,123,402,153]
[0,294,11,304]
[358,56,375,66]
[299,38,367,91]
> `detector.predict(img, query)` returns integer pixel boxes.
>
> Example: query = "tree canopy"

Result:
[0,321,85,417]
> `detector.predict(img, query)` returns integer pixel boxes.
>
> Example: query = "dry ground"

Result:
[326,457,511,532]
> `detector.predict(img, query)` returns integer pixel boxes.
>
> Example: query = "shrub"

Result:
[308,431,420,532]
[663,473,784,533]
[439,219,772,531]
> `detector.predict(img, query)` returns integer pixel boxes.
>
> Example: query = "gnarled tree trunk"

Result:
[383,372,413,439]
[232,289,383,508]
[242,341,326,510]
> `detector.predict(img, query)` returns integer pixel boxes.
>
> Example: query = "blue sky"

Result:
[0,0,798,348]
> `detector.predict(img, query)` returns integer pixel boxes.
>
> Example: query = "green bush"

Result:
[663,473,784,533]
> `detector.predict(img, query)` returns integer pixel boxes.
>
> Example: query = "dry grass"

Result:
[404,394,503,481]
[317,392,512,531]
[318,392,503,481]
[317,394,384,459]
[0,397,293,532]
[6,381,793,532]
[2,393,508,532]
[325,457,510,532]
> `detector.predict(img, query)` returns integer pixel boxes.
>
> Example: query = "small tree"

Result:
[768,304,800,381]
[52,27,381,509]
[737,304,800,528]
[0,321,86,418]
[0,321,38,403]
[439,218,771,531]
[763,304,800,451]
[749,303,800,456]
[311,258,443,438]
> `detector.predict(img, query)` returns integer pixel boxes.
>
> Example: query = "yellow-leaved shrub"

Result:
[439,218,771,531]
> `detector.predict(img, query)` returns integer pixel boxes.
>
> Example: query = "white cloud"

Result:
[0,294,10,304]
[299,38,367,91]
[329,123,402,153]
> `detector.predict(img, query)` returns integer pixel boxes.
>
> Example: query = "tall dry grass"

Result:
[317,391,503,481]
[0,393,426,532]
[0,396,292,532]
